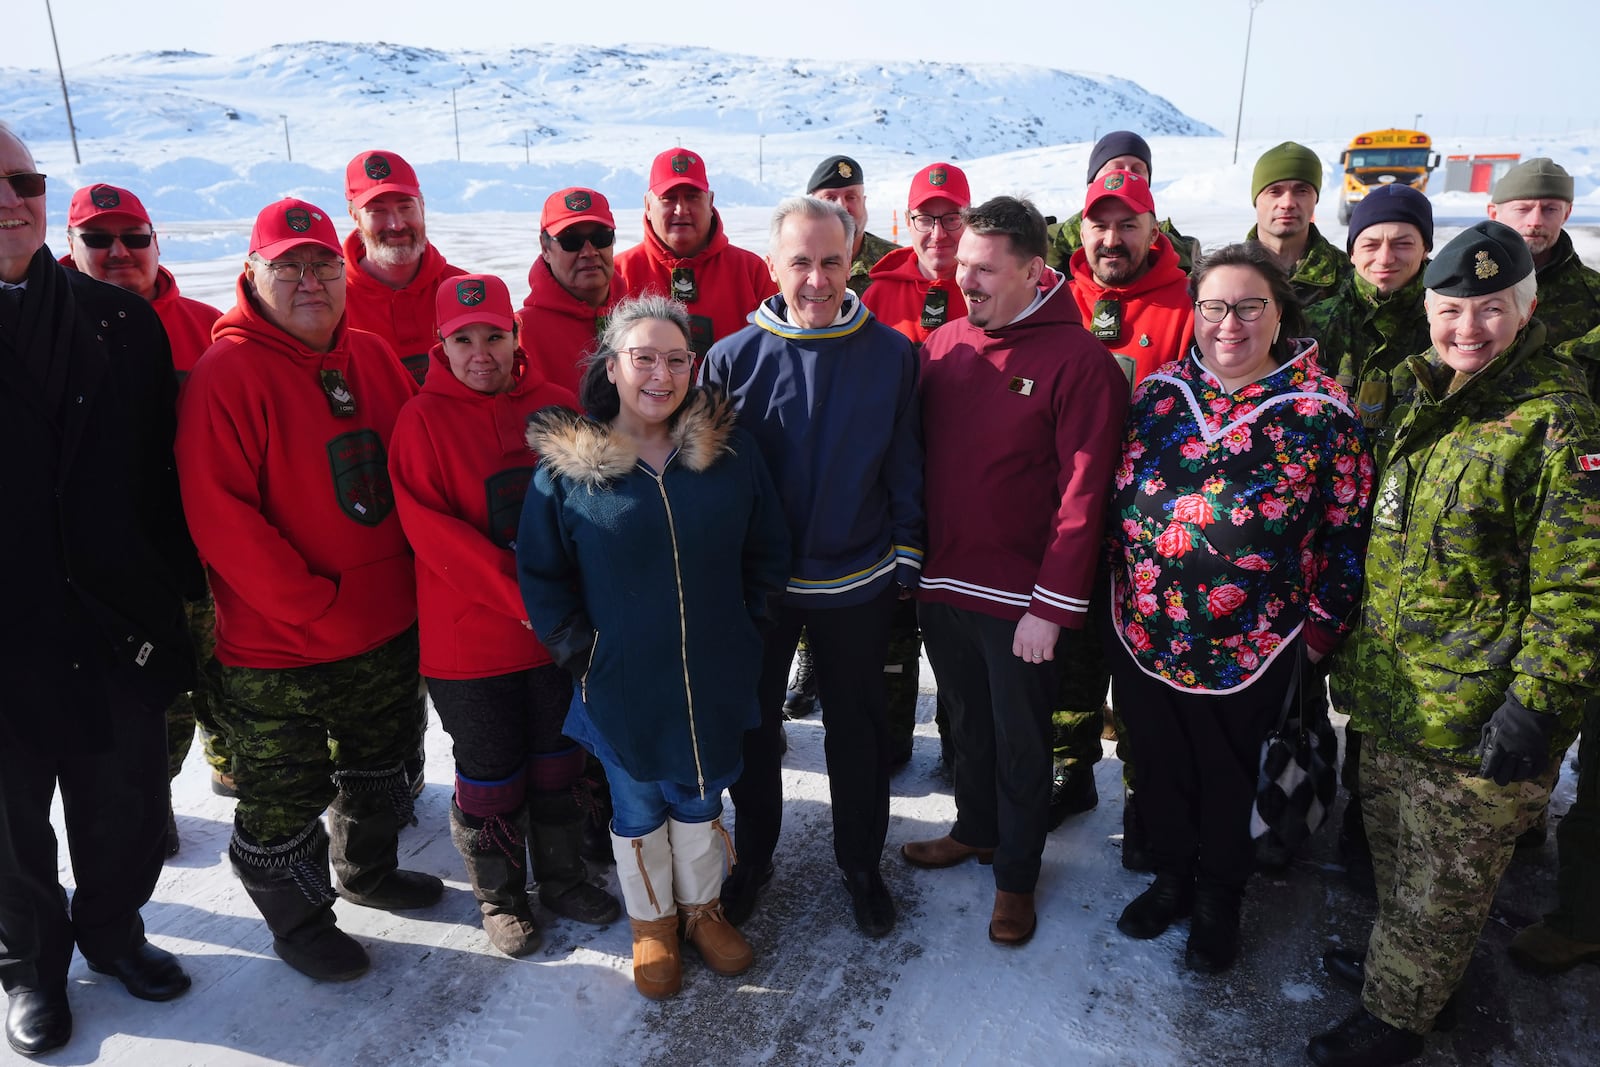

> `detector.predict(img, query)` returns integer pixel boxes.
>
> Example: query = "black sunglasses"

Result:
[553,227,616,252]
[75,231,155,250]
[2,172,47,198]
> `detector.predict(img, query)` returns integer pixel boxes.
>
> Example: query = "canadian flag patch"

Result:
[1578,453,1600,472]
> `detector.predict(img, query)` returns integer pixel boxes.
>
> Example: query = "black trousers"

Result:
[919,602,1059,892]
[1107,636,1294,890]
[730,585,896,873]
[0,679,168,995]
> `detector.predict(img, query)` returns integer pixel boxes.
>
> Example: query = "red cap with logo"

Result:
[68,184,152,228]
[648,147,710,197]
[541,187,615,236]
[907,162,971,212]
[1084,169,1156,217]
[435,274,515,337]
[344,149,423,211]
[249,198,344,261]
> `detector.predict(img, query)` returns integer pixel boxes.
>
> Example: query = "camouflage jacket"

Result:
[1532,230,1600,349]
[849,231,899,296]
[1557,321,1600,401]
[1303,268,1432,443]
[1246,223,1351,312]
[1333,323,1600,766]
[1047,211,1201,274]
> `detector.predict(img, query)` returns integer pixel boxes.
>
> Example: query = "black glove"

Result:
[1477,693,1558,786]
[541,610,595,680]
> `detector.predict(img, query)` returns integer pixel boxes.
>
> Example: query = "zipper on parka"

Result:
[643,460,707,798]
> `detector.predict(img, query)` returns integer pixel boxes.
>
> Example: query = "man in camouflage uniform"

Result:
[1305,184,1434,883]
[1046,131,1200,275]
[807,155,898,296]
[1246,141,1351,311]
[1488,157,1600,348]
[1310,221,1600,1067]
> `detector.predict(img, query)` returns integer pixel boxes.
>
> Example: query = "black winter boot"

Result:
[1047,764,1099,830]
[573,761,615,866]
[1307,1007,1424,1067]
[528,793,621,925]
[328,765,443,911]
[783,644,820,719]
[231,819,369,981]
[449,802,541,957]
[1117,870,1194,940]
[1185,879,1243,973]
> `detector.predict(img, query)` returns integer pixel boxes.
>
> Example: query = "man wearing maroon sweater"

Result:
[903,196,1128,945]
[177,199,438,983]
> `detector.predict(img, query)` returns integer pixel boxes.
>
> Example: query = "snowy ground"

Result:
[8,676,1596,1067]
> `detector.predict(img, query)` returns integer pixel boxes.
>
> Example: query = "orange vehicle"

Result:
[1337,129,1442,225]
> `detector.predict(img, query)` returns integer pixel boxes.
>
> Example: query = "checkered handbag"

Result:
[1250,647,1338,850]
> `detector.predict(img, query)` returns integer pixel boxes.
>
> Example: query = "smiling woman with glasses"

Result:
[1104,242,1373,978]
[517,293,790,1001]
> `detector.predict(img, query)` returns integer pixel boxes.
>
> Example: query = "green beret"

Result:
[1490,157,1574,204]
[1422,220,1533,297]
[1251,142,1323,204]
[808,155,864,194]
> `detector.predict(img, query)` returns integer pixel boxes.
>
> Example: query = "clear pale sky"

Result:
[10,0,1596,138]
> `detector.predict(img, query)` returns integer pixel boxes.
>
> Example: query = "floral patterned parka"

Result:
[1108,339,1375,693]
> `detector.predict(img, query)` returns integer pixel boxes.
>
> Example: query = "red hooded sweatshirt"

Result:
[56,257,220,378]
[613,210,775,357]
[516,258,629,397]
[341,230,466,386]
[860,246,969,347]
[918,271,1129,629]
[176,275,420,668]
[389,346,577,679]
[1068,232,1195,386]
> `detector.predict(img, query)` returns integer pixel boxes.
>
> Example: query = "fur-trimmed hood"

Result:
[526,387,739,488]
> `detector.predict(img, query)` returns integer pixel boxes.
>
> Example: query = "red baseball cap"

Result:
[541,187,615,236]
[68,183,152,228]
[345,149,423,211]
[907,162,971,212]
[1084,169,1156,217]
[435,274,515,337]
[648,147,710,197]
[249,198,343,261]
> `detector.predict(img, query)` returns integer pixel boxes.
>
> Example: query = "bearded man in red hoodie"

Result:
[177,199,438,983]
[342,149,466,386]
[904,196,1128,946]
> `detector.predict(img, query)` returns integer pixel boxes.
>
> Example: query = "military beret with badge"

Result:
[1421,219,1533,297]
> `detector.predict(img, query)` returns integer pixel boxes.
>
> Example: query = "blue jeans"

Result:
[599,751,723,838]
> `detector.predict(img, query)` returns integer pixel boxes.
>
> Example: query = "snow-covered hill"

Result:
[3,40,1215,218]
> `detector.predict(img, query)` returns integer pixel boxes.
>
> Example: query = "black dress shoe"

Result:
[721,860,775,927]
[841,869,895,938]
[1116,871,1194,940]
[6,990,72,1055]
[87,942,192,1002]
[1321,949,1457,1032]
[1307,1006,1424,1067]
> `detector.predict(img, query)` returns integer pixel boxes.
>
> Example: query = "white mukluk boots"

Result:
[611,817,751,999]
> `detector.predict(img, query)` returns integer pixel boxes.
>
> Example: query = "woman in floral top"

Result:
[1105,243,1374,974]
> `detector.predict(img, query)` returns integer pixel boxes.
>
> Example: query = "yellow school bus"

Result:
[1337,129,1441,224]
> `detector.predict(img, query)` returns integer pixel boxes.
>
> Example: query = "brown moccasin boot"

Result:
[630,915,683,999]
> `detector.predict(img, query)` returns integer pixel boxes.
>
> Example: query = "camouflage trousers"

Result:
[1052,580,1119,778]
[165,595,233,779]
[1360,745,1554,1032]
[209,626,422,843]
[1547,697,1600,941]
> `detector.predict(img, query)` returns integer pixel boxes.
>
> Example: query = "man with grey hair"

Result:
[703,196,924,936]
[1486,157,1600,348]
[1,121,200,1055]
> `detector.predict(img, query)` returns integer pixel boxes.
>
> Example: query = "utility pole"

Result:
[1231,0,1265,165]
[43,0,80,164]
[759,134,765,185]
[280,115,292,162]
[452,88,461,162]
[524,130,530,164]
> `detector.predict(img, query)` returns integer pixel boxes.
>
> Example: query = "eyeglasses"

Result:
[553,227,617,253]
[908,211,965,234]
[620,346,693,374]
[75,231,155,250]
[1195,298,1271,323]
[1,172,47,198]
[258,259,345,283]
